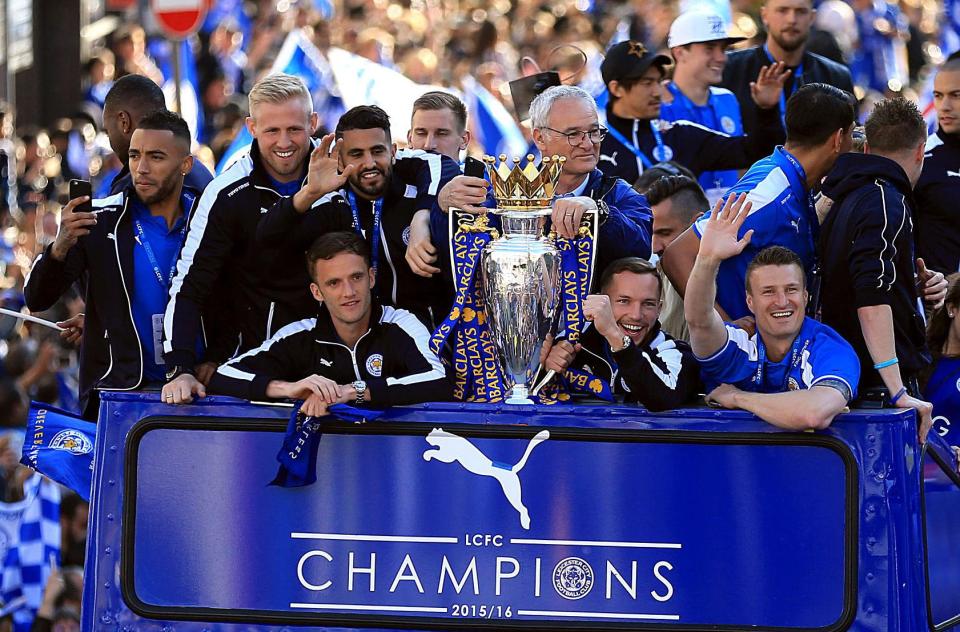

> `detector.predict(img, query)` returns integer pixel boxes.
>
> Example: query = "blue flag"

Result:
[0,473,59,632]
[162,38,204,145]
[272,403,384,488]
[462,76,528,158]
[20,403,95,501]
[201,0,252,46]
[217,30,344,173]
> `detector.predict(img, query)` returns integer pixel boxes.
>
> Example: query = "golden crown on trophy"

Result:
[483,154,566,211]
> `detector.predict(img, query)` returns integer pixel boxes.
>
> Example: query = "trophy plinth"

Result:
[480,155,565,405]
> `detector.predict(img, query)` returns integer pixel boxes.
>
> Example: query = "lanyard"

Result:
[667,83,719,131]
[133,217,187,292]
[605,120,669,170]
[763,45,803,126]
[347,190,382,275]
[753,322,812,390]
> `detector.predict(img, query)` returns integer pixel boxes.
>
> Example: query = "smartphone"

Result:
[68,179,92,213]
[463,156,486,179]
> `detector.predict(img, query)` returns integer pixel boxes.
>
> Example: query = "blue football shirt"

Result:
[130,195,190,382]
[660,83,743,199]
[697,317,860,401]
[925,356,960,446]
[693,146,819,320]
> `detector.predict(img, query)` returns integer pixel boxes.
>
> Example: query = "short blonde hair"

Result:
[248,73,313,117]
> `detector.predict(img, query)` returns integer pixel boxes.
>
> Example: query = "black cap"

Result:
[600,41,672,87]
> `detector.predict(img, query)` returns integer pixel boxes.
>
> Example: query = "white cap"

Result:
[668,10,746,49]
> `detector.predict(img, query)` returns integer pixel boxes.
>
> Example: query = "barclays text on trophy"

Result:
[430,152,598,405]
[481,154,564,405]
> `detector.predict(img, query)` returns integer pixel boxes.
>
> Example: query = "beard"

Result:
[136,173,181,206]
[349,167,391,198]
[770,28,808,53]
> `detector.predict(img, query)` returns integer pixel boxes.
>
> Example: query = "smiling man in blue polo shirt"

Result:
[663,83,855,324]
[684,193,863,433]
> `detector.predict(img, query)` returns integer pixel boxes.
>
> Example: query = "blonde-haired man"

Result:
[162,73,356,404]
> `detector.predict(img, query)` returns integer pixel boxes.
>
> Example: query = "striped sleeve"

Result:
[208,318,316,401]
[395,149,461,208]
[697,325,759,390]
[615,334,702,411]
[370,306,451,405]
[163,161,250,368]
[848,182,908,307]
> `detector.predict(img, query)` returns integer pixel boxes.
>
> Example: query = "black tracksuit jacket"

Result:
[819,153,931,392]
[598,106,783,187]
[914,129,960,273]
[255,149,460,328]
[720,46,855,138]
[163,139,354,370]
[566,321,701,411]
[209,300,452,405]
[25,186,201,418]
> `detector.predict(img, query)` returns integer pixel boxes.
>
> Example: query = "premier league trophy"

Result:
[480,154,565,405]
[429,153,597,404]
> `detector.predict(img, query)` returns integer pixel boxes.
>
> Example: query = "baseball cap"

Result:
[667,10,746,49]
[600,41,672,87]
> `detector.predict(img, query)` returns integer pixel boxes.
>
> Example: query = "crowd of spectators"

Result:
[0,0,957,628]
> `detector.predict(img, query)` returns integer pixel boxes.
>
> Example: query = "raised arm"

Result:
[24,196,94,311]
[684,193,753,357]
[258,134,355,250]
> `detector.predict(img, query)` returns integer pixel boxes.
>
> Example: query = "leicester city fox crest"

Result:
[49,429,93,456]
[366,354,384,377]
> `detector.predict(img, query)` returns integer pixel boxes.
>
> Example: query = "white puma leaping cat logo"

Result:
[599,151,619,167]
[422,428,550,530]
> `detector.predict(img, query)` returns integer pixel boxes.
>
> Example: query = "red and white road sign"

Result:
[150,0,209,39]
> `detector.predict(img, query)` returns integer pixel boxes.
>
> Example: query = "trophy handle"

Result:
[530,369,555,397]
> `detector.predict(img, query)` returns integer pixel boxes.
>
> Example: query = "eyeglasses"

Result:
[543,126,608,146]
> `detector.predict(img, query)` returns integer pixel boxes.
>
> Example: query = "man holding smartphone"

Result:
[24,110,199,419]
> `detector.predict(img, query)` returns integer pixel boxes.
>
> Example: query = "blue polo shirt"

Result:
[130,193,191,382]
[698,317,860,401]
[660,83,743,199]
[693,146,819,320]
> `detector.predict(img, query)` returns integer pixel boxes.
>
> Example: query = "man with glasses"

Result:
[427,85,653,288]
[599,39,787,191]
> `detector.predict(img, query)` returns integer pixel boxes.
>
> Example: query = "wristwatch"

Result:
[616,334,631,352]
[596,200,610,226]
[165,365,194,381]
[352,380,367,405]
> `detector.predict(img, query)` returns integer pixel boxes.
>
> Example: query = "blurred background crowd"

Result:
[0,0,954,628]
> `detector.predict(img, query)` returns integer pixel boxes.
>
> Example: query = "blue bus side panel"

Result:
[80,393,947,632]
[923,446,960,628]
[130,425,848,628]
